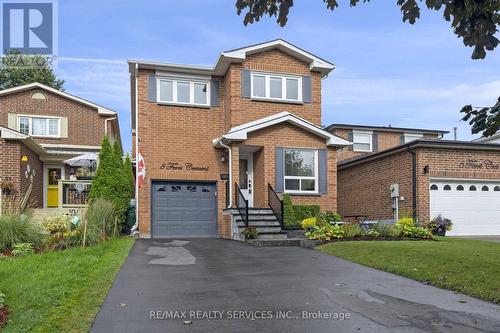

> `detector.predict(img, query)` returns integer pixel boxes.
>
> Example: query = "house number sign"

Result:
[160,162,209,172]
[458,159,499,170]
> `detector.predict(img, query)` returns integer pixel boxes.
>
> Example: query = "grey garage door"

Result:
[151,181,217,238]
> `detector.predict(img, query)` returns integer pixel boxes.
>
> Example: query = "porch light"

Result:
[220,154,226,163]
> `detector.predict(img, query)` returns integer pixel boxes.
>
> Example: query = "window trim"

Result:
[404,133,424,143]
[17,115,61,138]
[283,148,318,194]
[156,76,211,107]
[250,72,302,103]
[352,130,373,152]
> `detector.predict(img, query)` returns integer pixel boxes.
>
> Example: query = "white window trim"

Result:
[250,72,302,103]
[283,149,318,194]
[17,115,61,138]
[404,133,423,143]
[156,77,211,107]
[352,130,373,152]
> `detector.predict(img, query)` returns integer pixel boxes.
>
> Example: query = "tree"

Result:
[89,137,131,222]
[461,97,500,137]
[0,50,64,90]
[123,154,134,200]
[235,0,499,59]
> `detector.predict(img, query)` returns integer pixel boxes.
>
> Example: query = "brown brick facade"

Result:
[338,146,500,223]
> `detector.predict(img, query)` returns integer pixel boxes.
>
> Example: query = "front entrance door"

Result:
[239,156,253,207]
[46,167,63,208]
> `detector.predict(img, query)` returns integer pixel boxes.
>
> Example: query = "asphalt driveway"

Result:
[92,239,500,333]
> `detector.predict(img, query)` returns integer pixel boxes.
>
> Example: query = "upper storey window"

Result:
[18,116,60,137]
[251,72,302,103]
[353,131,373,152]
[157,77,210,106]
[404,133,423,143]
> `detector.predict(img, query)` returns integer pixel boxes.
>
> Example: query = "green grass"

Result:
[318,238,500,302]
[0,237,134,333]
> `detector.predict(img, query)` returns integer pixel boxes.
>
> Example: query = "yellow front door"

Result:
[47,168,62,207]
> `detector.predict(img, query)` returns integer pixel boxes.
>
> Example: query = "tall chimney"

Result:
[453,127,457,141]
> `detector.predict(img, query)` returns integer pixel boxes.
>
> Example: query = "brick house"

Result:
[128,39,350,239]
[0,82,120,215]
[327,124,500,236]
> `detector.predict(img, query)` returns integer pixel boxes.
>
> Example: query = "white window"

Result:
[251,72,302,102]
[18,116,60,137]
[284,149,318,193]
[404,133,423,143]
[157,78,210,106]
[353,131,372,152]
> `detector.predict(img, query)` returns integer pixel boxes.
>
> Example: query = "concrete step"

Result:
[238,225,282,233]
[246,238,302,247]
[255,232,287,240]
[235,214,277,221]
[237,220,281,227]
[225,208,274,215]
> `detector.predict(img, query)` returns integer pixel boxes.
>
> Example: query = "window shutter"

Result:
[302,75,311,103]
[275,147,284,193]
[400,135,405,145]
[7,113,17,130]
[372,133,378,152]
[319,149,327,194]
[348,132,354,151]
[148,75,156,102]
[60,117,68,138]
[210,80,219,107]
[242,70,251,98]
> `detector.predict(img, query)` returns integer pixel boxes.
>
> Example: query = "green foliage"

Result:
[293,205,320,222]
[123,154,134,200]
[317,211,342,224]
[235,0,498,59]
[11,243,34,257]
[301,217,317,230]
[372,223,392,237]
[89,137,132,222]
[0,50,64,90]
[282,194,297,228]
[365,229,380,237]
[42,214,70,234]
[461,96,499,138]
[395,217,415,228]
[84,198,117,246]
[242,226,258,239]
[0,214,41,252]
[341,223,362,238]
[0,293,4,309]
[305,224,345,241]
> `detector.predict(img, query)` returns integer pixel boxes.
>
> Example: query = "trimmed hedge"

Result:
[293,205,320,222]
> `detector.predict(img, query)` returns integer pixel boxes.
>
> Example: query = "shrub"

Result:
[341,223,362,238]
[0,214,42,252]
[42,214,70,235]
[305,224,345,241]
[293,205,320,222]
[391,224,433,239]
[372,222,392,237]
[242,226,258,239]
[283,194,297,228]
[301,217,317,230]
[395,217,415,228]
[11,243,35,256]
[365,229,380,237]
[83,198,117,246]
[425,215,453,233]
[317,211,342,225]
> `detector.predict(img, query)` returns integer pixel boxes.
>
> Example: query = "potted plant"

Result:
[426,215,453,236]
[242,226,258,240]
[0,182,13,196]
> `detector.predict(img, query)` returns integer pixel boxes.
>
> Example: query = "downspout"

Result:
[131,63,140,235]
[219,139,232,208]
[408,147,418,222]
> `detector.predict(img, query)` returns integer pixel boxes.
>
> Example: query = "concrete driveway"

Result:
[92,239,500,333]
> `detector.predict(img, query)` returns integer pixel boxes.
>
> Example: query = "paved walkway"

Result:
[92,239,500,333]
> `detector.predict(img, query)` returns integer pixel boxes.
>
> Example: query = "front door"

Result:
[46,167,62,207]
[239,156,253,207]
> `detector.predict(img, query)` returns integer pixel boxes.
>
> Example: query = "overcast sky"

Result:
[55,0,500,153]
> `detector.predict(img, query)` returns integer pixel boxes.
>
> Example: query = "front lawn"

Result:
[0,237,134,332]
[318,238,500,302]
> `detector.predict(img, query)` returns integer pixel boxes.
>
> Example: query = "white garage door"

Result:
[430,180,500,236]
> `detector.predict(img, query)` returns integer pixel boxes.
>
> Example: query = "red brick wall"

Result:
[0,139,21,210]
[0,88,115,146]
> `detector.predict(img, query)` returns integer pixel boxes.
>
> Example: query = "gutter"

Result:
[219,140,232,208]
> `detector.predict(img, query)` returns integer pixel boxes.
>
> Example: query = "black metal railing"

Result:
[268,183,284,228]
[235,183,249,227]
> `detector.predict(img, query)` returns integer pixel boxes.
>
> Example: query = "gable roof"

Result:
[0,125,47,155]
[213,112,350,148]
[326,123,449,135]
[128,39,335,77]
[0,82,116,115]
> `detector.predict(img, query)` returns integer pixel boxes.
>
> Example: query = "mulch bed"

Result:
[0,305,9,329]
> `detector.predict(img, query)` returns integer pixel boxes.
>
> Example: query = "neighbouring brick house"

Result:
[326,124,500,236]
[0,82,120,214]
[129,39,350,239]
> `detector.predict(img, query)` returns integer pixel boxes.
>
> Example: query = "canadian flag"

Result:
[137,149,146,188]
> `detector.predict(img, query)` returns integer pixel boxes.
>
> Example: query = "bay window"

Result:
[157,77,210,106]
[284,149,318,193]
[251,72,302,102]
[18,116,60,137]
